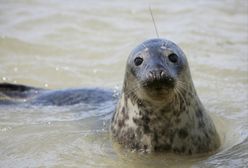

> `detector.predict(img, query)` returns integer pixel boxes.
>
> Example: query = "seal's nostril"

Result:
[160,71,166,78]
[148,70,167,80]
[148,71,154,80]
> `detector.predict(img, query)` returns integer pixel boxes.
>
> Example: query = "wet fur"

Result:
[111,38,220,154]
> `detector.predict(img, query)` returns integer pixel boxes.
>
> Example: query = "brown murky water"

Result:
[0,0,247,167]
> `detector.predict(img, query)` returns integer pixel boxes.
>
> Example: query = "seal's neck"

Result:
[113,82,203,132]
[111,85,220,153]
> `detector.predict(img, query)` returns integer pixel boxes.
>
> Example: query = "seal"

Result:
[111,38,220,154]
[0,38,220,155]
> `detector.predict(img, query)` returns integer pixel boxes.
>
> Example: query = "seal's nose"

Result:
[147,69,167,80]
[145,67,175,89]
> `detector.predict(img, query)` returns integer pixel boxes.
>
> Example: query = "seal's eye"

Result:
[168,53,178,63]
[134,57,143,66]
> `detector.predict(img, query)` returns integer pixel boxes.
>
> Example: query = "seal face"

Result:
[111,38,220,154]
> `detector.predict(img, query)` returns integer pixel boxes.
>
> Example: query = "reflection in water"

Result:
[0,0,247,167]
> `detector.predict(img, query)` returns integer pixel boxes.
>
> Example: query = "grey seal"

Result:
[111,38,220,154]
[0,38,220,155]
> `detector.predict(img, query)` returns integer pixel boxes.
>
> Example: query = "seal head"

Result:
[111,38,220,154]
[126,38,188,103]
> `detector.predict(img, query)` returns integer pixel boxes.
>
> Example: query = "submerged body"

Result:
[0,83,114,106]
[0,38,220,155]
[111,38,220,154]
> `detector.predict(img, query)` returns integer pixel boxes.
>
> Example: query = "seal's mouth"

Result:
[145,78,175,89]
[142,75,176,91]
[140,79,175,101]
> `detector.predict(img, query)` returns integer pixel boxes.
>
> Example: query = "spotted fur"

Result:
[111,38,220,154]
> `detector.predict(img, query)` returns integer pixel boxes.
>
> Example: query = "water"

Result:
[0,0,248,167]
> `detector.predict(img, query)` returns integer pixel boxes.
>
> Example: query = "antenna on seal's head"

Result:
[149,5,159,38]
